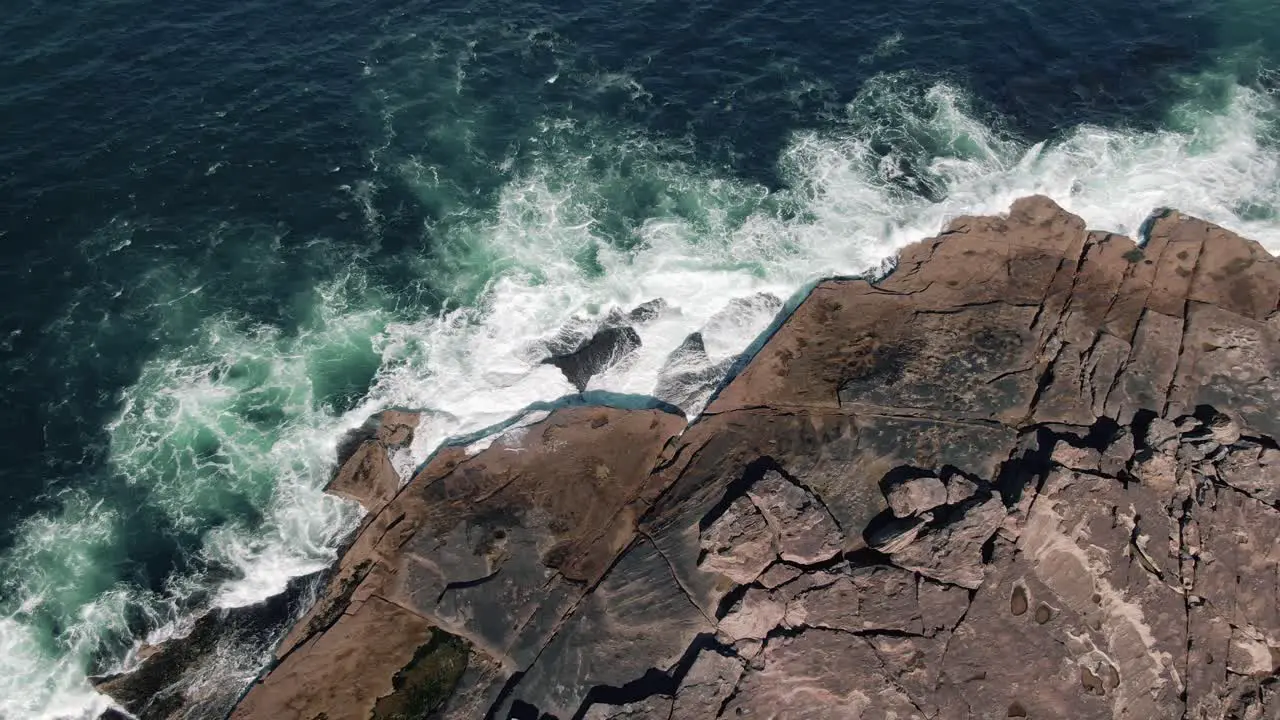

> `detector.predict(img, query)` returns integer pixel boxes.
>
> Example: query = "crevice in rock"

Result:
[759,623,809,646]
[570,633,723,720]
[994,427,1055,508]
[497,536,664,719]
[647,440,690,479]
[915,300,1040,316]
[1027,258,1067,334]
[859,634,934,719]
[1177,492,1197,720]
[877,465,942,495]
[1239,430,1280,452]
[436,568,503,604]
[379,511,407,539]
[713,583,757,622]
[934,588,979,681]
[784,553,849,575]
[1080,416,1124,452]
[771,462,846,534]
[640,530,718,628]
[1101,306,1150,413]
[835,627,930,640]
[1127,514,1166,582]
[484,672,529,720]
[508,698,546,720]
[1131,409,1160,452]
[1168,241,1208,419]
[697,457,775,533]
[363,508,410,551]
[1207,475,1280,514]
[843,546,895,569]
[868,280,939,298]
[713,668,747,720]
[1076,242,1136,396]
[275,560,374,666]
[1025,337,1060,418]
[1079,328,1115,415]
[986,365,1037,387]
[979,533,998,565]
[1056,235,1094,313]
[862,510,924,551]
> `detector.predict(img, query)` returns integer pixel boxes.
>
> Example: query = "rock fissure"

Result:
[639,530,719,629]
[436,568,504,604]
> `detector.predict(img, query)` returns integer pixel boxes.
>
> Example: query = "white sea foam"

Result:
[4,69,1280,719]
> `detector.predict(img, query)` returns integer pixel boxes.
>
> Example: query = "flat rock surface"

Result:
[99,197,1280,720]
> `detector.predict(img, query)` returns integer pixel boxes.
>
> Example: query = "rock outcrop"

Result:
[541,299,673,392]
[99,197,1280,720]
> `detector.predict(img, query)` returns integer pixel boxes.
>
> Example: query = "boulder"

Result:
[885,475,948,517]
[327,409,419,515]
[544,325,642,391]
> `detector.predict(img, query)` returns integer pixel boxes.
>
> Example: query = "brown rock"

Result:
[1218,441,1280,505]
[784,564,924,634]
[127,196,1280,720]
[544,325,642,391]
[671,649,744,719]
[885,475,948,517]
[327,410,419,515]
[745,470,843,566]
[885,494,1007,589]
[1206,411,1243,445]
[719,587,785,641]
[720,629,925,718]
[698,495,776,585]
[944,474,979,505]
[509,538,715,718]
[229,406,683,720]
[1100,427,1136,477]
[91,573,319,720]
[936,469,1187,720]
[1051,440,1102,472]
[327,441,401,514]
[583,696,674,720]
[230,596,439,720]
[757,563,803,589]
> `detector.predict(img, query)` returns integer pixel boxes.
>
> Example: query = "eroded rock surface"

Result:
[236,405,685,720]
[99,197,1280,720]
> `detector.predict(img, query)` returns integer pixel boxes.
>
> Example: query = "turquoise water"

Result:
[3,0,1280,716]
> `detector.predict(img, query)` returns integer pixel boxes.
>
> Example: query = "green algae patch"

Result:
[371,630,471,720]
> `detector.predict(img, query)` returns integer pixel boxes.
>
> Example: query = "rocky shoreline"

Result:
[98,196,1280,719]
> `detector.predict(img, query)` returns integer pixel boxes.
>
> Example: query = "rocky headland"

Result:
[97,197,1280,719]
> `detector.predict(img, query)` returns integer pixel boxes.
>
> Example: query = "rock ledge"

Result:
[100,197,1280,720]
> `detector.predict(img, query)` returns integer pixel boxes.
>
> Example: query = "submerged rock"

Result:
[544,325,642,391]
[91,572,320,720]
[627,298,669,323]
[654,331,733,413]
[101,197,1280,720]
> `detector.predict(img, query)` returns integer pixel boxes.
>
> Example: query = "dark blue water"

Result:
[3,0,1280,715]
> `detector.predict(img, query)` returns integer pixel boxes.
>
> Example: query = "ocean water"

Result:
[3,0,1280,716]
